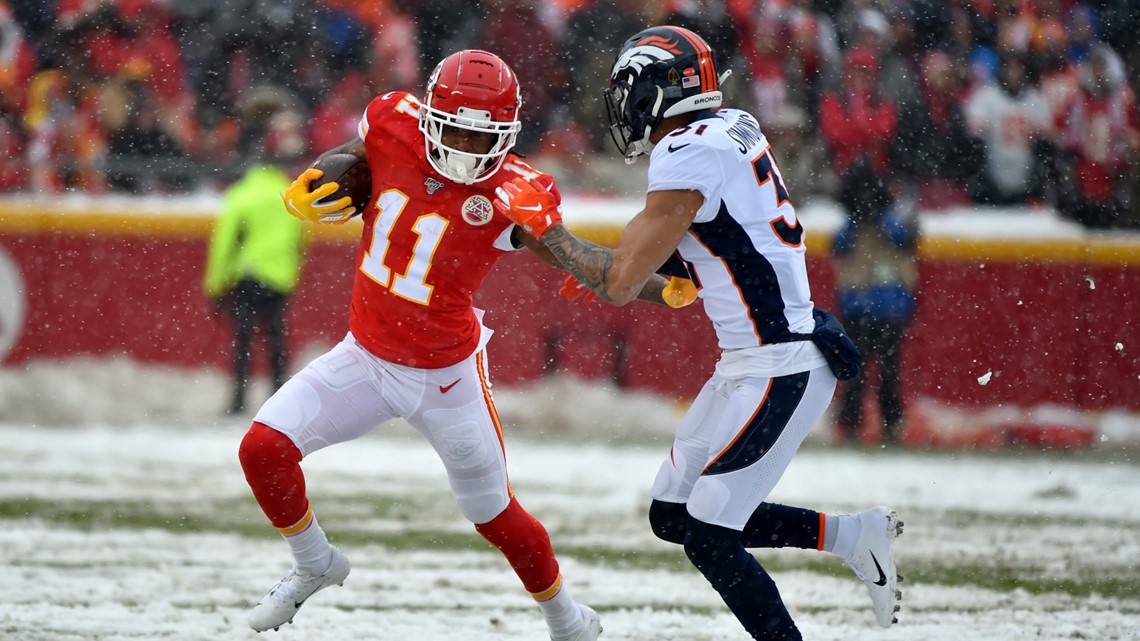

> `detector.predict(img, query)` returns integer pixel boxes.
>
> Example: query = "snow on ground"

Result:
[2,357,1140,641]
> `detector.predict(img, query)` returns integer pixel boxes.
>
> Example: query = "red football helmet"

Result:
[420,50,522,184]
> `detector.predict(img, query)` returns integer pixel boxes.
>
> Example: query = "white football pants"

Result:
[650,365,837,530]
[254,332,512,525]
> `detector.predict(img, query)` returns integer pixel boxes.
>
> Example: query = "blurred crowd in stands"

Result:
[0,0,1138,228]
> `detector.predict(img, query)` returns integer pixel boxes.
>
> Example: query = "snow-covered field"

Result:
[2,386,1139,641]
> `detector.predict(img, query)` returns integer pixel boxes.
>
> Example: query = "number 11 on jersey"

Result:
[360,189,449,305]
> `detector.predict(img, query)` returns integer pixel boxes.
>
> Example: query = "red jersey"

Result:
[1058,86,1140,201]
[350,91,558,368]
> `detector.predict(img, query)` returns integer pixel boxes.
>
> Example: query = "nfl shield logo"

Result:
[424,177,445,195]
[461,195,494,226]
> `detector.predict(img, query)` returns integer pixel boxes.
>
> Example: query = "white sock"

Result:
[534,575,581,638]
[280,509,333,573]
[829,513,861,560]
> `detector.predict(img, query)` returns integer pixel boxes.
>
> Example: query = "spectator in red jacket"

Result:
[744,15,793,131]
[0,3,37,115]
[1055,44,1140,228]
[819,46,897,177]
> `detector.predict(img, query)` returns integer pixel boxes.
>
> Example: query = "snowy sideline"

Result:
[3,353,1140,451]
[0,354,687,442]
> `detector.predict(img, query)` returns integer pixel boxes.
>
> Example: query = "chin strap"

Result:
[718,69,733,85]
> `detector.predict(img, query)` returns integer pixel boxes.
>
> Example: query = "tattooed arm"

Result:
[538,189,702,306]
[517,227,673,305]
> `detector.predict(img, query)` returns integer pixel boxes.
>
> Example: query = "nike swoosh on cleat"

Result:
[667,143,691,153]
[869,551,888,586]
[440,379,460,394]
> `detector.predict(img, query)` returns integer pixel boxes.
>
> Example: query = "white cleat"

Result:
[846,507,903,627]
[552,604,601,641]
[249,547,351,632]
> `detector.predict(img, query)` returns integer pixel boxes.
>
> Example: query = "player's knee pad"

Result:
[650,446,688,501]
[648,499,689,544]
[454,487,510,524]
[686,474,733,526]
[238,421,301,477]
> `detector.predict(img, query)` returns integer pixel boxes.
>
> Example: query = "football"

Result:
[310,153,372,215]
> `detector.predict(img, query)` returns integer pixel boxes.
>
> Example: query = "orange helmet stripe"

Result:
[636,34,684,54]
[672,27,717,94]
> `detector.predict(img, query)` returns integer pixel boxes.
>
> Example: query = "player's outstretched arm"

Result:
[518,232,681,307]
[546,190,702,306]
[496,178,701,305]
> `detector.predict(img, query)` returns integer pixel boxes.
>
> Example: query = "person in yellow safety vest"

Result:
[203,110,307,415]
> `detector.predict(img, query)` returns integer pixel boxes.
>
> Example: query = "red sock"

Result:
[238,422,309,529]
[474,496,561,594]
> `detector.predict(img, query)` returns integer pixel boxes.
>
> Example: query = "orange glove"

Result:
[282,168,356,224]
[493,177,562,238]
[559,274,597,304]
[662,277,698,308]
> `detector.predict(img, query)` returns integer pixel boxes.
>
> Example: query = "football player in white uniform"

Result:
[495,26,903,639]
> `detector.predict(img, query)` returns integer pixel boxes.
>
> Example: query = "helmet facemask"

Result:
[419,50,523,184]
[421,103,519,184]
[604,75,665,164]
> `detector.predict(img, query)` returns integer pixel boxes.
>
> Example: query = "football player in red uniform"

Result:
[236,50,611,640]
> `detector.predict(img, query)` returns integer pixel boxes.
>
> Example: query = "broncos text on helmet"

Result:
[604,25,728,163]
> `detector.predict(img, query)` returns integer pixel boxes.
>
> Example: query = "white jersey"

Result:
[647,108,827,378]
[963,84,1051,193]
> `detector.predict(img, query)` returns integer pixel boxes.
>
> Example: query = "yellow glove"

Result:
[282,167,356,224]
[662,277,698,308]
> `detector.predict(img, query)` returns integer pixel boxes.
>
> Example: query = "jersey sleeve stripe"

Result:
[358,113,369,142]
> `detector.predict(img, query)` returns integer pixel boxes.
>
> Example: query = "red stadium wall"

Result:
[1,200,1138,413]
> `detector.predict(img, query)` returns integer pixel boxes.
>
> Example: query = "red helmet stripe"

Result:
[672,27,716,93]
